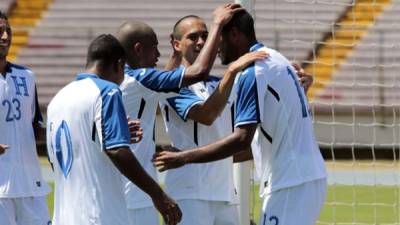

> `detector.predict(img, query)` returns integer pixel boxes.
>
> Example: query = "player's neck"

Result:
[181,58,192,68]
[0,58,7,77]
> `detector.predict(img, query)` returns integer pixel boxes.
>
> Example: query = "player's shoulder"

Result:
[77,73,120,96]
[7,62,34,77]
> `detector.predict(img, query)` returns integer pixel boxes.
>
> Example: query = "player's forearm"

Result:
[107,148,164,198]
[183,125,256,164]
[34,123,46,143]
[181,23,222,86]
[233,148,253,163]
[188,68,236,125]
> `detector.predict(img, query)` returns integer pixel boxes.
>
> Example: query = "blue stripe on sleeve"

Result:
[234,66,260,127]
[91,78,131,151]
[125,66,184,93]
[166,87,204,121]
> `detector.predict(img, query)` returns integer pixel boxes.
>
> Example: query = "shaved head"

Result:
[116,21,160,68]
[172,15,202,40]
[116,21,156,52]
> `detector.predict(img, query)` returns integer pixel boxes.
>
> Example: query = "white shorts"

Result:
[0,196,51,225]
[128,206,159,225]
[174,199,240,225]
[260,178,327,225]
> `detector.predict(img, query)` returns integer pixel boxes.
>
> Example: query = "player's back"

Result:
[46,74,129,225]
[243,44,326,196]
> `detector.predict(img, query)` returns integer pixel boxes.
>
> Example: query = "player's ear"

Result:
[172,38,181,52]
[133,42,143,55]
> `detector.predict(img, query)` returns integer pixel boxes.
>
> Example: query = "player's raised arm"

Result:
[106,147,181,225]
[180,3,244,86]
[187,51,267,125]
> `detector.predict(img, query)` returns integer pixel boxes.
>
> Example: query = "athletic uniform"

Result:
[233,43,327,225]
[159,75,239,225]
[120,65,184,225]
[0,62,51,225]
[46,73,131,225]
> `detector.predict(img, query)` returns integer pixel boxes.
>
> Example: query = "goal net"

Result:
[239,0,400,224]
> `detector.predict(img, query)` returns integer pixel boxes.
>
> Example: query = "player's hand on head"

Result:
[127,118,143,143]
[152,192,182,225]
[228,51,268,74]
[0,144,9,155]
[291,61,313,93]
[212,3,244,25]
[152,150,185,172]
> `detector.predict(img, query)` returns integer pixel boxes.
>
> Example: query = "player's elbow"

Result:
[231,132,252,152]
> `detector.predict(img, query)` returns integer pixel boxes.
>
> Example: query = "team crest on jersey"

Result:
[55,120,74,178]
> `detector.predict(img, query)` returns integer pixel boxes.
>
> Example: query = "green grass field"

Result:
[46,183,399,224]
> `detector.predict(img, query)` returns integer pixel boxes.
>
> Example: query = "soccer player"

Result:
[154,10,327,225]
[115,4,243,225]
[158,15,266,225]
[46,34,181,225]
[0,11,51,225]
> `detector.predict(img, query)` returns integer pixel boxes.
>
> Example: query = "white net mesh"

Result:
[250,0,400,224]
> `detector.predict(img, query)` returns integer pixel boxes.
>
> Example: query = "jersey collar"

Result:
[76,73,99,81]
[0,62,13,78]
[249,42,264,52]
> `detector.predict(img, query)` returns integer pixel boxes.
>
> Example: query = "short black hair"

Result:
[86,34,125,69]
[172,15,201,40]
[222,10,256,41]
[0,11,8,20]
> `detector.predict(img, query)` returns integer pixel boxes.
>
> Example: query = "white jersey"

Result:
[159,75,238,203]
[0,62,50,198]
[47,73,132,225]
[233,43,327,197]
[120,65,184,209]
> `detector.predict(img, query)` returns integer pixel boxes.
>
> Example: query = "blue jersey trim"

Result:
[249,42,264,52]
[234,66,260,127]
[166,87,204,121]
[124,65,184,93]
[81,73,131,151]
[7,62,30,72]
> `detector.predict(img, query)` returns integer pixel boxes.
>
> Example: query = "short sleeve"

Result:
[125,66,185,93]
[166,87,204,121]
[99,87,131,150]
[234,67,260,127]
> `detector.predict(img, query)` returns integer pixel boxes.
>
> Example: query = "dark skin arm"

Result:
[106,147,182,225]
[180,4,244,86]
[34,123,46,143]
[153,124,257,171]
[233,148,253,163]
[187,51,267,125]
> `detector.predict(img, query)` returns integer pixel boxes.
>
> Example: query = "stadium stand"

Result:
[312,1,399,113]
[14,0,349,108]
